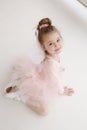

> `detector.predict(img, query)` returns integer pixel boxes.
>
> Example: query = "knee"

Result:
[27,101,48,116]
[38,105,48,116]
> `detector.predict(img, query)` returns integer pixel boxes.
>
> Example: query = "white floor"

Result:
[0,0,87,130]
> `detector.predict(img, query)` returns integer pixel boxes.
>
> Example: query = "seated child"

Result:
[5,18,74,116]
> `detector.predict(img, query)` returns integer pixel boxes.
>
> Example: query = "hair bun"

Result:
[37,18,52,30]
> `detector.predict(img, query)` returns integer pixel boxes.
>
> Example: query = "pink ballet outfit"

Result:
[6,55,64,107]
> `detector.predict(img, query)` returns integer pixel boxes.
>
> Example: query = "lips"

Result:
[55,48,61,52]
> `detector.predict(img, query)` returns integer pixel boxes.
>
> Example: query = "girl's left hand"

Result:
[64,86,74,96]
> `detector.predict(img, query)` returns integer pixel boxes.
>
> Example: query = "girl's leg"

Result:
[27,101,48,116]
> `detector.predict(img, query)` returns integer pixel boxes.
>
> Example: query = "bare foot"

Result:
[64,86,74,96]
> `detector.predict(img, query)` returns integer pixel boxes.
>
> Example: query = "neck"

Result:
[45,53,60,62]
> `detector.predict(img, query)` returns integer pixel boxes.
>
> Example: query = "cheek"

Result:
[60,44,63,49]
[44,44,50,50]
[59,41,63,47]
[45,44,55,52]
[48,46,54,51]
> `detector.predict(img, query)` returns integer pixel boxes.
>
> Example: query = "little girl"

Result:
[5,18,74,116]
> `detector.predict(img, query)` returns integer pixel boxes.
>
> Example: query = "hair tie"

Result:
[39,24,49,29]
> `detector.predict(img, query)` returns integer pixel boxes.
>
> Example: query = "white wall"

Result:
[0,0,87,130]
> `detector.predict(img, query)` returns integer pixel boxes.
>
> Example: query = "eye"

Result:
[57,39,60,42]
[49,43,53,46]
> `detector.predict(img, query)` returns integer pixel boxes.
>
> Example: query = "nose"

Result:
[54,42,60,48]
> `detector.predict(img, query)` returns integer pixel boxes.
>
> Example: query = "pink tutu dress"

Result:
[6,55,64,107]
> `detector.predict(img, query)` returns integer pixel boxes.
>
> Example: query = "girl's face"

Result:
[42,31,62,56]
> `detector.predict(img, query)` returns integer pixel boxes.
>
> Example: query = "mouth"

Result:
[55,48,61,52]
